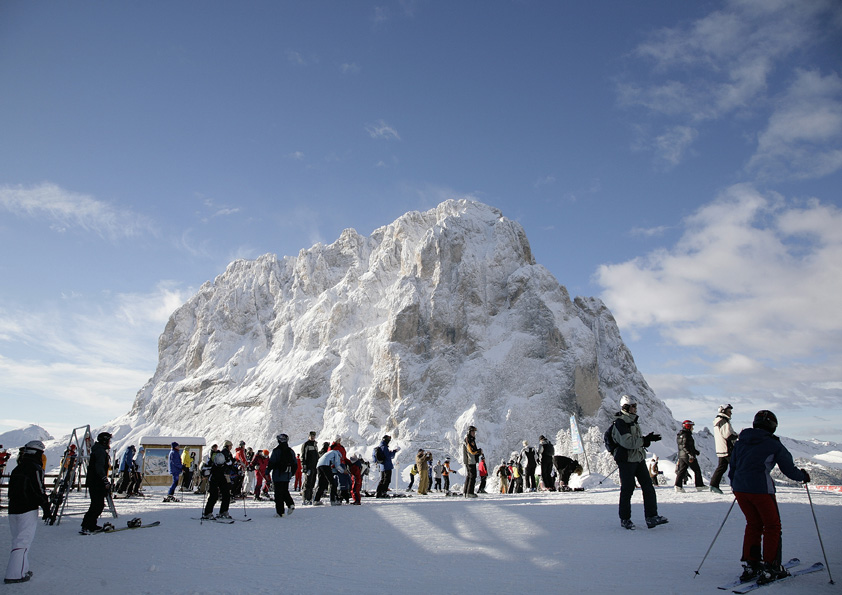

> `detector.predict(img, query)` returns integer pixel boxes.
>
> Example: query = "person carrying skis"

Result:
[300,431,320,505]
[202,442,234,520]
[729,410,810,585]
[710,404,738,494]
[674,421,706,492]
[461,425,482,498]
[4,441,49,584]
[520,440,538,491]
[611,395,667,530]
[81,432,112,534]
[267,434,296,517]
[537,436,555,491]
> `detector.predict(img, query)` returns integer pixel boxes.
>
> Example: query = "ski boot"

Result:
[739,561,763,582]
[756,563,790,585]
[674,485,685,493]
[710,486,724,494]
[645,515,669,528]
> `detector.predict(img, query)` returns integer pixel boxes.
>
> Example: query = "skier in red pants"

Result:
[729,410,810,585]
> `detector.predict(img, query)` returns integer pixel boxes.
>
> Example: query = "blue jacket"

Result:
[268,443,296,483]
[377,441,397,471]
[168,448,182,475]
[729,428,807,494]
[119,447,135,472]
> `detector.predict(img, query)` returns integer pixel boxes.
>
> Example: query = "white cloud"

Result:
[0,183,155,240]
[747,69,842,180]
[598,184,842,358]
[365,119,401,140]
[340,62,360,75]
[653,126,698,167]
[596,184,842,435]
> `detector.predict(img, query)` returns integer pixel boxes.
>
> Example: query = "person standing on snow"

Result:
[81,432,112,533]
[674,421,706,492]
[293,454,303,492]
[415,449,431,495]
[611,395,667,530]
[477,455,489,493]
[442,457,455,493]
[461,426,482,498]
[710,404,738,495]
[432,460,443,492]
[164,442,182,502]
[116,445,135,495]
[314,446,345,505]
[648,454,661,486]
[300,431,320,505]
[520,440,538,492]
[537,436,555,491]
[374,435,399,498]
[4,441,49,584]
[202,442,234,520]
[267,434,296,517]
[251,449,270,500]
[729,410,810,585]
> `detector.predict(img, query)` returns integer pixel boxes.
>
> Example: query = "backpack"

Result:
[603,421,619,454]
[372,445,385,464]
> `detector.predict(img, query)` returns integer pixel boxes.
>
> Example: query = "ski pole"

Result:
[597,466,619,486]
[693,497,736,577]
[804,483,835,584]
[199,486,207,525]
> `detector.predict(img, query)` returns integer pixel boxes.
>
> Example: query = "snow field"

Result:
[1,483,839,594]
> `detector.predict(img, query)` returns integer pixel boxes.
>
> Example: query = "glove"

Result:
[801,469,810,483]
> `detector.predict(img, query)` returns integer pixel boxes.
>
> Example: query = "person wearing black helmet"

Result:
[4,441,49,584]
[81,432,112,534]
[729,410,810,585]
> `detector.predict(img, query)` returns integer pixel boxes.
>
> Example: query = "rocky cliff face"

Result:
[109,200,678,464]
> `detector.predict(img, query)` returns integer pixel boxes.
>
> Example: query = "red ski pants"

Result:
[734,492,782,565]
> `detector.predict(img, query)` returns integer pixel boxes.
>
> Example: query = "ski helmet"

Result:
[23,440,45,453]
[277,433,289,443]
[382,435,391,443]
[682,420,694,430]
[263,449,269,456]
[239,441,245,447]
[69,444,77,451]
[97,432,112,444]
[753,410,778,433]
[468,425,477,432]
[620,395,636,411]
[223,440,233,448]
[718,404,733,414]
[171,442,179,448]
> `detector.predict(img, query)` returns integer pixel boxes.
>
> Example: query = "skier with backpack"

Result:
[606,395,667,530]
[537,436,555,491]
[374,435,399,498]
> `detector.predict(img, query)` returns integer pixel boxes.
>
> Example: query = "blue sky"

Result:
[1,1,840,443]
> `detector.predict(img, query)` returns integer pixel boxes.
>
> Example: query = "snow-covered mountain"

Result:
[0,424,53,449]
[94,199,839,483]
[102,200,674,466]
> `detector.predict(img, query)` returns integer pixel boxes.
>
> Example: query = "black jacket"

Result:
[676,429,699,460]
[268,443,296,482]
[86,442,109,488]
[8,454,48,515]
[300,439,319,470]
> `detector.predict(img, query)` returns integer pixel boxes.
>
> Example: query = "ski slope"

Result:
[2,478,839,594]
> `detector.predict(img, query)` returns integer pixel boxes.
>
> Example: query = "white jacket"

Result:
[713,413,737,457]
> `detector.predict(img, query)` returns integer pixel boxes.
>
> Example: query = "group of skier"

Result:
[607,395,812,587]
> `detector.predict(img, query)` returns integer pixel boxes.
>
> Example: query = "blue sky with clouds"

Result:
[1,1,840,443]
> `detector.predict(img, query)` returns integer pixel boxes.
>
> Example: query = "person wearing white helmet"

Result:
[611,395,667,530]
[710,404,738,494]
[4,441,49,584]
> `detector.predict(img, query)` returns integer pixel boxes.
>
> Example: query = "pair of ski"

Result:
[718,558,825,593]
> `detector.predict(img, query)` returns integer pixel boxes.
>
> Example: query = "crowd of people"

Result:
[2,398,813,587]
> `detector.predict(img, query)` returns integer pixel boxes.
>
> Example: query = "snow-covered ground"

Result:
[2,477,839,594]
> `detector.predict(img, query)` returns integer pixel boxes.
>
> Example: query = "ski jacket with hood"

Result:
[713,413,738,457]
[462,433,480,466]
[168,448,182,475]
[376,440,397,471]
[317,449,345,473]
[86,441,110,488]
[729,427,807,494]
[520,445,537,467]
[268,443,296,482]
[119,447,135,472]
[537,439,554,465]
[611,411,648,464]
